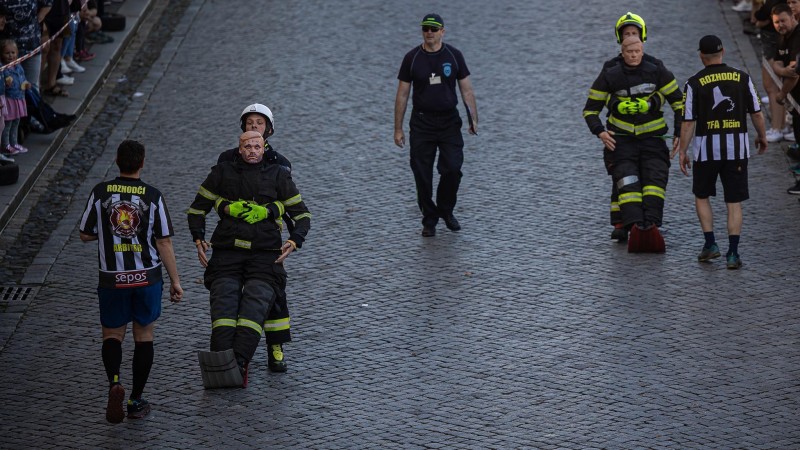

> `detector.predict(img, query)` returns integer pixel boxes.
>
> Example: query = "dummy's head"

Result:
[238,131,265,164]
[621,36,643,67]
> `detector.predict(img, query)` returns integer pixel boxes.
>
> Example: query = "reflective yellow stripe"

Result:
[659,79,678,96]
[283,194,302,207]
[608,116,635,133]
[292,213,311,221]
[263,318,290,332]
[212,318,237,329]
[234,239,251,249]
[583,110,601,118]
[272,200,285,216]
[670,101,684,111]
[618,192,642,205]
[610,202,620,212]
[636,117,667,134]
[588,89,609,102]
[642,185,666,200]
[237,318,263,334]
[187,207,206,216]
[198,186,219,201]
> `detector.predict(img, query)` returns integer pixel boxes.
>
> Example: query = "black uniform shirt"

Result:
[398,43,470,112]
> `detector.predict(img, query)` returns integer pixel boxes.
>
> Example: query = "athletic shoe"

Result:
[788,180,800,195]
[0,153,14,162]
[732,0,752,12]
[784,132,796,142]
[56,75,75,86]
[126,398,151,419]
[106,383,125,424]
[761,95,770,105]
[790,163,800,175]
[766,128,784,143]
[74,50,96,62]
[268,344,287,373]
[12,144,28,154]
[726,253,742,270]
[65,59,86,73]
[60,59,73,74]
[697,243,721,262]
[2,145,20,156]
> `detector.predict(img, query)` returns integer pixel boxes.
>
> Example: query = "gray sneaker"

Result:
[697,243,721,262]
[0,153,14,163]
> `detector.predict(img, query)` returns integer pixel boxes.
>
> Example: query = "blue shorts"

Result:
[98,281,163,328]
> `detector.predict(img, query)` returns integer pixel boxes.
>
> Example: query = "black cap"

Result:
[421,13,444,28]
[698,35,724,54]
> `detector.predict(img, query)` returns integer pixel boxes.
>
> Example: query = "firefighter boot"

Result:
[627,224,643,253]
[268,344,287,373]
[610,224,627,242]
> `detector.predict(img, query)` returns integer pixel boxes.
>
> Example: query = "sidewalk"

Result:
[0,0,153,233]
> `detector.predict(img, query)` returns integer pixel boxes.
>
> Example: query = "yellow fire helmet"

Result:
[615,12,647,44]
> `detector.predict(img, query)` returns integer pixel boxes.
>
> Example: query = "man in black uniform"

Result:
[209,103,294,373]
[188,131,311,386]
[583,34,683,253]
[394,13,478,237]
[674,35,767,269]
[79,139,183,423]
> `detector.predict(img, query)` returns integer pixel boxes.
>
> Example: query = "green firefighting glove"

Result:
[616,100,639,115]
[635,97,650,114]
[228,200,251,218]
[242,204,269,224]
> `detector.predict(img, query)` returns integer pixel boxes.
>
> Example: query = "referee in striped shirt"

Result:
[674,35,768,269]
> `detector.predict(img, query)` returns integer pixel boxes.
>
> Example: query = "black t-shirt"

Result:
[397,43,470,112]
[777,24,800,98]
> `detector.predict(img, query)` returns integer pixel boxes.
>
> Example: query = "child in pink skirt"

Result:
[1,39,31,156]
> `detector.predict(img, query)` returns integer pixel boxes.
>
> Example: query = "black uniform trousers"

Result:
[409,109,464,227]
[204,249,286,363]
[603,147,622,226]
[612,135,670,228]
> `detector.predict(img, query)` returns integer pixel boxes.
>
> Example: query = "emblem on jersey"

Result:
[109,200,142,239]
[442,62,452,77]
[712,86,735,112]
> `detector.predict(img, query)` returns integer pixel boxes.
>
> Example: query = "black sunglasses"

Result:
[422,26,441,33]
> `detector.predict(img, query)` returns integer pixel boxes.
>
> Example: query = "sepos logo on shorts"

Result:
[115,270,149,288]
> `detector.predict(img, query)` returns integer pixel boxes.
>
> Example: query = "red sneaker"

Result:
[75,49,96,62]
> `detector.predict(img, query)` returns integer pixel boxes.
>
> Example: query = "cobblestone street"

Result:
[1,0,799,448]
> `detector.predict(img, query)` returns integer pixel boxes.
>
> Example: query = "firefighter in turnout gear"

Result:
[188,131,311,387]
[583,32,683,253]
[602,12,661,242]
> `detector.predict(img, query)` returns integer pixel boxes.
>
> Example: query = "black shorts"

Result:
[692,159,749,203]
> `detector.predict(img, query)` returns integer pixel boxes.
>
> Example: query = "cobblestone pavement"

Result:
[1,0,799,448]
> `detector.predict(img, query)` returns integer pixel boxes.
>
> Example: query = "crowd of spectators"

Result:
[733,0,800,194]
[0,0,120,162]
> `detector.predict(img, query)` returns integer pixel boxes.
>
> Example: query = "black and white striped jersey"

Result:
[79,176,174,288]
[683,63,760,162]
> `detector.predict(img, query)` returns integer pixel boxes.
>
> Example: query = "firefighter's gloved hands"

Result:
[242,204,269,224]
[228,201,251,218]
[616,100,639,115]
[635,97,650,114]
